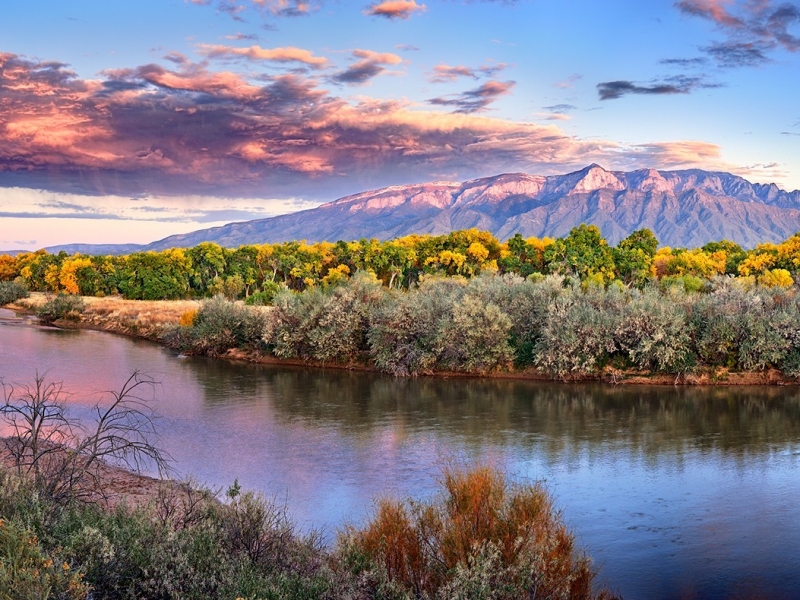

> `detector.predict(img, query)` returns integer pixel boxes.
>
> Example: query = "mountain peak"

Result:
[561,163,624,193]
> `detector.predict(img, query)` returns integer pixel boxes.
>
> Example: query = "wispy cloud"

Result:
[701,40,771,66]
[428,80,515,113]
[676,0,800,66]
[331,49,403,84]
[428,62,508,83]
[224,32,260,40]
[189,0,319,21]
[364,0,426,19]
[597,75,719,100]
[197,43,329,67]
[659,57,709,66]
[554,73,581,89]
[597,80,690,100]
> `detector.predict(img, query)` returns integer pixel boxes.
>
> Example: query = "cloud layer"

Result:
[0,51,777,203]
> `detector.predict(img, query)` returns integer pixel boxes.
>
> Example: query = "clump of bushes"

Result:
[370,276,516,375]
[0,461,614,600]
[266,272,386,364]
[0,516,89,600]
[37,293,85,325]
[164,295,268,356]
[163,269,800,380]
[0,280,29,306]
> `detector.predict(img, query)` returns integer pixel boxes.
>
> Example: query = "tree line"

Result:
[2,225,799,300]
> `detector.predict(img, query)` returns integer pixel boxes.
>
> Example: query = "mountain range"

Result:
[45,165,800,254]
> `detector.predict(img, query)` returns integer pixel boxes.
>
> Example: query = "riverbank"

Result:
[5,292,799,386]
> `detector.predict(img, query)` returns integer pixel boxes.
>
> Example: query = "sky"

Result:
[1,0,799,250]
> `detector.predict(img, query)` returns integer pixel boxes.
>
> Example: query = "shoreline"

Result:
[5,294,799,387]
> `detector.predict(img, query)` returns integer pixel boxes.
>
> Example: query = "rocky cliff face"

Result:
[48,165,800,254]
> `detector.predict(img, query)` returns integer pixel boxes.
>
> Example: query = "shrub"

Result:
[533,287,622,377]
[338,465,614,599]
[0,518,89,600]
[465,274,565,367]
[166,296,268,356]
[369,277,467,375]
[179,309,198,327]
[245,280,282,306]
[267,272,386,364]
[436,295,514,373]
[36,293,85,325]
[691,283,796,370]
[0,280,29,305]
[615,288,696,373]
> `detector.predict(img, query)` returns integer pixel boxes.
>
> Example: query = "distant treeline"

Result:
[2,225,800,300]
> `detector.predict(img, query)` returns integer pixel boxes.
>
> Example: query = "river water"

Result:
[1,309,799,599]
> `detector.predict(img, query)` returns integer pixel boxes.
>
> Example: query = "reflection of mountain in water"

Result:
[187,357,800,459]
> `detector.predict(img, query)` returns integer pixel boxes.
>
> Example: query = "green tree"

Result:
[544,224,616,282]
[613,228,659,287]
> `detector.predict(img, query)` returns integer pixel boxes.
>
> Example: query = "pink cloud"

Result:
[364,0,426,20]
[676,0,745,28]
[197,43,329,67]
[429,80,515,113]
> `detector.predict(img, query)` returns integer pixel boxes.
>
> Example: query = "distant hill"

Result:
[46,165,800,254]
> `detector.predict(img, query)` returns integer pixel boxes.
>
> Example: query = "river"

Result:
[1,309,799,599]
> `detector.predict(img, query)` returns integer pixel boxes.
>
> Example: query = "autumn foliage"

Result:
[339,465,614,599]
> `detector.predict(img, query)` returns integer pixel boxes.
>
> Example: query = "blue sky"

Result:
[1,0,799,249]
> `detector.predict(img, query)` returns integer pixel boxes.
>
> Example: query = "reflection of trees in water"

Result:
[188,357,800,457]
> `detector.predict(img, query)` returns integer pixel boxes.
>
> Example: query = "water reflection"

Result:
[1,322,800,599]
[190,362,800,460]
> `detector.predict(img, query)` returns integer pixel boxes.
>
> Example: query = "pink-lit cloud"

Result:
[675,0,745,28]
[197,43,329,67]
[0,52,764,202]
[364,0,426,20]
[676,0,800,65]
[429,80,515,113]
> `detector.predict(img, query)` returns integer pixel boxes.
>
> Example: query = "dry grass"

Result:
[13,292,201,340]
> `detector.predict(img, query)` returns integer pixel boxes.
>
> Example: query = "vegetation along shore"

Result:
[3,225,800,383]
[0,371,616,599]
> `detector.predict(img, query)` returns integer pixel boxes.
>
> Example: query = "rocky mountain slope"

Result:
[49,165,800,253]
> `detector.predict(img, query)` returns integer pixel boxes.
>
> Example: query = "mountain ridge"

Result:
[42,165,800,254]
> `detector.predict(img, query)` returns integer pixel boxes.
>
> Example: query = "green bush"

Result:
[0,280,29,305]
[37,293,85,325]
[0,517,89,600]
[266,272,386,364]
[615,288,696,373]
[245,281,282,306]
[369,277,468,375]
[533,286,622,377]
